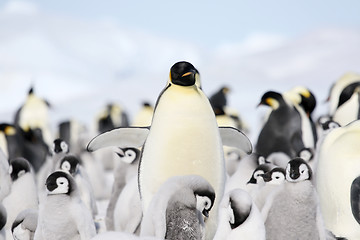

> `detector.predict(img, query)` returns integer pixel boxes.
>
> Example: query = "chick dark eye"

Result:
[275,176,279,179]
[301,170,304,173]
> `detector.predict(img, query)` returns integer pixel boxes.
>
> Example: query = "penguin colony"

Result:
[0,65,359,240]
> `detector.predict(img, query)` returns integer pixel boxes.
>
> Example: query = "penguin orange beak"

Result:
[181,72,192,77]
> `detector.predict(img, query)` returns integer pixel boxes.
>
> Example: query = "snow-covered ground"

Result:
[1,1,360,143]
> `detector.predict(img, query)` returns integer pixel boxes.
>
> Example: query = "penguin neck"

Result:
[285,180,314,199]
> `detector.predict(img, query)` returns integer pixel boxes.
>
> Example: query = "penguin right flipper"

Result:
[219,127,252,154]
[351,176,360,225]
[87,127,149,152]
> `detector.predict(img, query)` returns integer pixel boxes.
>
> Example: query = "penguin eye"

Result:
[301,170,305,174]
[275,176,280,179]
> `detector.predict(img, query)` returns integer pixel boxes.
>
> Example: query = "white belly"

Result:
[316,129,360,238]
[140,86,225,209]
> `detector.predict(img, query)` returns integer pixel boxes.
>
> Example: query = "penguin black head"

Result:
[299,88,316,116]
[337,81,360,108]
[194,187,215,218]
[9,157,31,181]
[52,138,69,155]
[262,167,286,184]
[116,147,140,164]
[170,61,198,87]
[45,171,75,195]
[59,155,80,175]
[286,157,312,182]
[247,164,273,184]
[321,120,341,132]
[258,91,284,110]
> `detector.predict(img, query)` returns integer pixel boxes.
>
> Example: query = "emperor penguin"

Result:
[86,61,252,239]
[140,175,215,240]
[113,175,142,234]
[213,188,265,240]
[316,120,360,239]
[265,158,326,240]
[3,157,38,238]
[225,153,263,193]
[34,171,96,240]
[58,155,98,218]
[131,102,154,127]
[11,208,38,240]
[332,81,360,126]
[284,86,317,148]
[106,147,141,231]
[256,91,305,158]
[37,138,69,194]
[327,72,360,117]
[253,167,285,212]
[14,87,52,146]
[96,103,129,134]
[58,119,88,156]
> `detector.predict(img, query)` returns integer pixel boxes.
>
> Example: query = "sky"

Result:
[1,0,360,48]
[0,0,360,141]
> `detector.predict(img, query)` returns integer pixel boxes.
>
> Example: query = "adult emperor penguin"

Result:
[3,157,38,238]
[87,61,252,240]
[256,91,305,158]
[131,102,154,127]
[14,87,52,146]
[327,72,360,117]
[265,158,326,240]
[316,120,360,239]
[140,175,215,240]
[34,171,96,240]
[332,81,360,126]
[213,188,265,240]
[284,86,317,148]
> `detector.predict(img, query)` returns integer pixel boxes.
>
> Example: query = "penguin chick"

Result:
[225,153,265,194]
[11,208,38,240]
[265,158,326,240]
[37,138,70,194]
[214,189,265,240]
[59,155,98,218]
[34,171,96,240]
[3,158,38,233]
[259,167,286,220]
[106,147,140,231]
[140,175,215,240]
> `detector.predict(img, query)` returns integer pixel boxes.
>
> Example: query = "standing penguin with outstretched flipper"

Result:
[87,61,252,239]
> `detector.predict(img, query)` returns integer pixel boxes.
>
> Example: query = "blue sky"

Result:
[1,0,360,47]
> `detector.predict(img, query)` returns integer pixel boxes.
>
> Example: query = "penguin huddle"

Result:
[0,62,360,240]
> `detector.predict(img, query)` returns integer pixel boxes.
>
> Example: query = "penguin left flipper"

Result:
[219,127,252,154]
[351,176,360,224]
[87,127,149,152]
